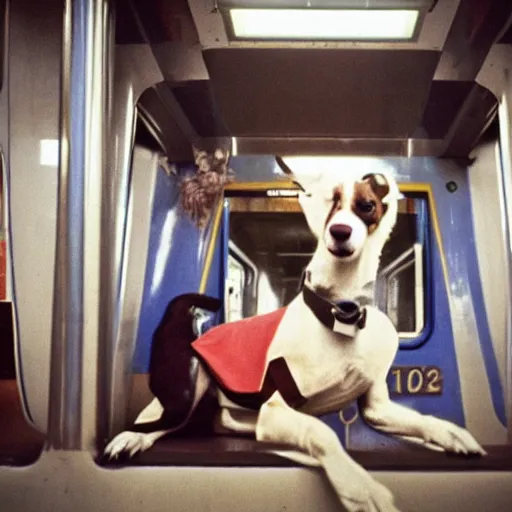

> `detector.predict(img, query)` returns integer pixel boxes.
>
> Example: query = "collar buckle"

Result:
[330,303,367,337]
[301,278,368,338]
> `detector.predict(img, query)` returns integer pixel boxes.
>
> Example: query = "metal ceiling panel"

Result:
[203,48,440,138]
[172,81,230,137]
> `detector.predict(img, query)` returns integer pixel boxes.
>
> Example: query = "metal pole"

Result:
[48,0,111,450]
[497,78,512,444]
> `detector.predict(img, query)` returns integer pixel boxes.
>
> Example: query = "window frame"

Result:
[396,193,433,348]
[225,240,258,322]
[378,242,425,339]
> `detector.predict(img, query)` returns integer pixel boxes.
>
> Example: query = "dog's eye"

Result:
[357,200,376,213]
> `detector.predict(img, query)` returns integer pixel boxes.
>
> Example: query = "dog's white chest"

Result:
[267,299,398,411]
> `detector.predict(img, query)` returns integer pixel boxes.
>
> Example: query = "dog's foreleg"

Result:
[360,379,486,455]
[256,391,399,512]
[104,364,212,459]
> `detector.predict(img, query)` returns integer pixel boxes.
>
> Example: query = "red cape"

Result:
[191,308,287,394]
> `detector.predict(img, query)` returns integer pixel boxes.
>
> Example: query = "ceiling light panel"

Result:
[229,8,420,40]
[217,1,433,42]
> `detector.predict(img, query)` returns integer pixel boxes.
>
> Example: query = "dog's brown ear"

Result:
[362,173,390,201]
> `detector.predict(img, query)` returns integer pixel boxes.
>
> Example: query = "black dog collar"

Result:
[299,271,367,337]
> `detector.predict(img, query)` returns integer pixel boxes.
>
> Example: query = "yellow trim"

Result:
[399,182,449,285]
[225,180,298,191]
[199,197,225,294]
[399,183,430,192]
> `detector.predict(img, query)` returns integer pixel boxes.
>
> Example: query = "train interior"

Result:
[1,0,512,510]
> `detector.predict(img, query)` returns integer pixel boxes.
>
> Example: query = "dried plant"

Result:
[180,148,234,228]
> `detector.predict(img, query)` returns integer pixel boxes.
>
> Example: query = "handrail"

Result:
[47,0,112,451]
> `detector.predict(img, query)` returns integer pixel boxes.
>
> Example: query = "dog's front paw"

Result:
[341,477,398,512]
[330,459,399,512]
[104,431,155,460]
[423,417,487,456]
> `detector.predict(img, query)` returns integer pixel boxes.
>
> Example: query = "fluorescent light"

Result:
[229,8,419,40]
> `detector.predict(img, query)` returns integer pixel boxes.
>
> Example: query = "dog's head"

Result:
[276,156,401,262]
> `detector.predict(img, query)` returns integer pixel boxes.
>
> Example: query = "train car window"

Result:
[226,252,245,322]
[225,241,257,323]
[375,197,429,344]
[378,244,423,335]
[225,187,429,345]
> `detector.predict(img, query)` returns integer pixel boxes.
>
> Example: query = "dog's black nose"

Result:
[330,224,352,242]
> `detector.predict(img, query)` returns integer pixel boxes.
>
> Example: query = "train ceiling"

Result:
[117,0,512,161]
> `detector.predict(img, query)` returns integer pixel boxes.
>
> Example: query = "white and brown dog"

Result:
[105,156,485,512]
